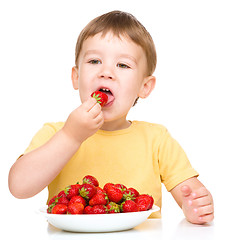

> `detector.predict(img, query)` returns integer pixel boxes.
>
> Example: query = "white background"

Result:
[1,0,225,238]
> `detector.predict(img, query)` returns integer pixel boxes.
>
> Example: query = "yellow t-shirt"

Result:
[24,121,198,218]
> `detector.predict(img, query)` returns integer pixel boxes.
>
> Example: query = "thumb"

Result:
[81,97,97,112]
[181,185,192,198]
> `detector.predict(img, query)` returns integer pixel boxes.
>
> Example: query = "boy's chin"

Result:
[100,116,131,131]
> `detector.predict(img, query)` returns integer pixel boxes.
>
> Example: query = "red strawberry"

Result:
[90,205,108,214]
[69,195,86,207]
[47,195,58,213]
[135,194,154,211]
[122,187,139,201]
[122,190,136,201]
[48,195,57,206]
[89,193,108,206]
[144,194,154,209]
[146,195,154,210]
[103,183,114,193]
[79,183,97,200]
[91,91,108,107]
[107,185,123,203]
[127,188,140,198]
[106,202,120,213]
[58,190,67,198]
[121,200,138,213]
[115,184,127,192]
[47,203,55,213]
[51,204,68,214]
[57,190,69,205]
[96,186,106,194]
[67,202,84,214]
[84,205,93,214]
[64,184,80,199]
[57,195,69,205]
[47,193,69,213]
[83,175,99,187]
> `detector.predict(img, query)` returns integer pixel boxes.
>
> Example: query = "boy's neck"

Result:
[100,119,131,131]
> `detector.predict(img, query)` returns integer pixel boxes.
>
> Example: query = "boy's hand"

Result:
[181,185,214,224]
[62,97,104,144]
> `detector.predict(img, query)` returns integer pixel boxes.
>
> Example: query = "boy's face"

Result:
[72,32,155,127]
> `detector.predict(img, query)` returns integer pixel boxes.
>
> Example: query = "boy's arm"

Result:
[8,97,103,199]
[170,177,214,224]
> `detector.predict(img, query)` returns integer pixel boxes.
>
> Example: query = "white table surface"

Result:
[4,174,224,240]
[4,199,223,240]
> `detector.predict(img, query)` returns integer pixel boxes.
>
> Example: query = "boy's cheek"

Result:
[77,80,92,100]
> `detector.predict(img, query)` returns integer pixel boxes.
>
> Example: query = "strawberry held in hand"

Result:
[91,91,108,107]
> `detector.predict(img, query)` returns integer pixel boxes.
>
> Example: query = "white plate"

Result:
[38,205,159,232]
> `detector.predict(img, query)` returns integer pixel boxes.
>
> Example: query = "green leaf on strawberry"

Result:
[91,91,108,107]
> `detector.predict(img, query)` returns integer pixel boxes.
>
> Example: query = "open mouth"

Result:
[98,87,115,105]
[98,87,112,95]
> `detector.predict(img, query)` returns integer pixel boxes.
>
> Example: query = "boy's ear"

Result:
[71,66,79,90]
[138,76,156,99]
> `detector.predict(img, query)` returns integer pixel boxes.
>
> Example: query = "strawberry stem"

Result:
[92,93,101,104]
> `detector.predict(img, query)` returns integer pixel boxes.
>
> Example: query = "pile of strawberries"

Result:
[47,175,154,214]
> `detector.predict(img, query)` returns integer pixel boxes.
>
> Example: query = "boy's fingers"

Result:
[191,195,212,207]
[191,187,209,199]
[94,112,104,126]
[181,185,192,198]
[82,97,98,112]
[89,103,102,118]
[199,213,214,223]
[198,204,214,216]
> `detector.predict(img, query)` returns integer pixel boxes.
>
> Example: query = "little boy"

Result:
[8,11,214,224]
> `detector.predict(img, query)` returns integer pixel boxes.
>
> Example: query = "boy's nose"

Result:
[99,73,113,80]
[98,64,114,80]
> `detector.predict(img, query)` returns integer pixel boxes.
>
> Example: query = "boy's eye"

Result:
[117,63,130,69]
[88,59,101,64]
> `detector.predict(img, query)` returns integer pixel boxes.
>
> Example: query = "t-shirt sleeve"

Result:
[158,128,199,191]
[23,123,57,154]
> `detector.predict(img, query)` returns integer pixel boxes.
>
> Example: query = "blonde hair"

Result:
[75,10,157,76]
